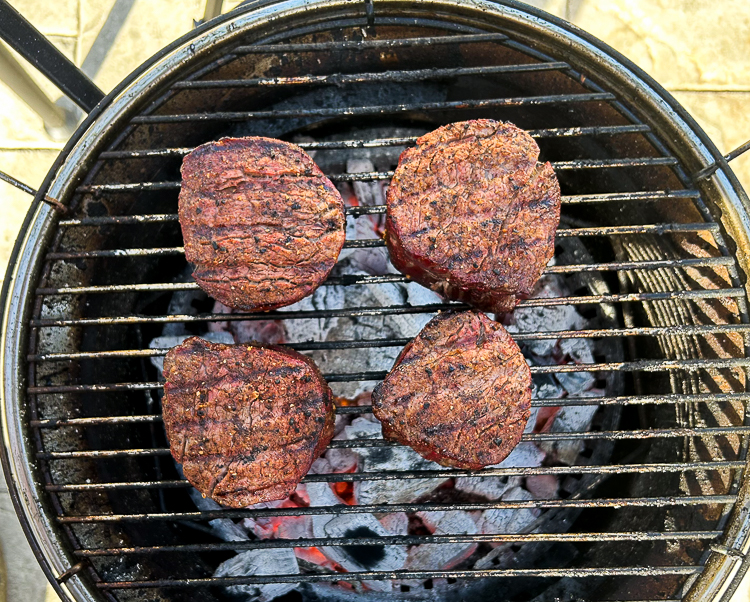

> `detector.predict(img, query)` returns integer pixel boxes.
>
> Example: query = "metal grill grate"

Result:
[3,3,750,602]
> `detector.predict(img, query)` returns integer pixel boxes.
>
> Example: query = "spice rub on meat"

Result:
[371,311,531,470]
[179,137,346,311]
[385,120,561,314]
[162,337,335,507]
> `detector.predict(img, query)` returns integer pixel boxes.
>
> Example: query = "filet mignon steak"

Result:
[372,311,531,470]
[162,337,335,507]
[385,120,561,314]
[179,137,346,311]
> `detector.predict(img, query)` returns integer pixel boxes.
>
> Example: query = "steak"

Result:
[179,137,346,311]
[385,120,561,314]
[371,311,531,470]
[162,337,335,507]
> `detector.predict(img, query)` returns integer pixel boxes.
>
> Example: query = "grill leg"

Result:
[0,0,103,113]
[203,0,224,21]
[0,42,75,139]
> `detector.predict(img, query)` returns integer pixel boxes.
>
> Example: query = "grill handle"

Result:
[0,0,104,113]
[694,139,750,182]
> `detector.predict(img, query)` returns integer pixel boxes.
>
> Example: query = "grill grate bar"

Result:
[33,257,737,296]
[95,124,652,159]
[234,33,511,53]
[128,92,616,124]
[56,495,737,523]
[26,324,750,362]
[97,566,703,589]
[171,62,572,89]
[76,158,678,192]
[74,530,722,556]
[57,191,701,226]
[28,353,750,376]
[26,393,750,417]
[45,462,746,491]
[29,289,743,327]
[43,223,721,261]
[37,427,750,460]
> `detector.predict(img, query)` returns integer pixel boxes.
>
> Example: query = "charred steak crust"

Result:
[179,137,346,311]
[385,119,561,314]
[162,337,335,507]
[371,311,531,470]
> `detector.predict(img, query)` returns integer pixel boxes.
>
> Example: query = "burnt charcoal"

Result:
[372,311,532,469]
[386,120,561,314]
[178,137,345,311]
[162,337,335,507]
[214,548,299,601]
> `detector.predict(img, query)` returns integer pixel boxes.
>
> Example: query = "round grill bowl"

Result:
[2,1,750,601]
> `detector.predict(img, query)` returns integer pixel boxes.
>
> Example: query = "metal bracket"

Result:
[710,542,747,561]
[694,139,750,182]
[0,170,67,214]
[55,561,85,584]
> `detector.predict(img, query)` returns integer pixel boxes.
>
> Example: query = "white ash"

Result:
[524,407,540,434]
[148,332,234,374]
[532,373,565,403]
[338,418,448,505]
[315,513,407,574]
[454,476,518,500]
[347,158,386,207]
[325,447,359,473]
[453,443,545,517]
[306,459,408,592]
[185,484,252,543]
[214,548,300,602]
[405,282,447,332]
[278,260,406,399]
[539,396,602,465]
[560,338,595,365]
[407,511,478,570]
[476,486,539,536]
[208,301,287,345]
[243,497,313,542]
[506,275,586,357]
[378,512,409,534]
[525,474,559,499]
[211,518,252,542]
[555,370,597,397]
[555,338,598,396]
[490,442,545,469]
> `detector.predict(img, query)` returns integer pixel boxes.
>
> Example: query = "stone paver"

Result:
[570,0,750,90]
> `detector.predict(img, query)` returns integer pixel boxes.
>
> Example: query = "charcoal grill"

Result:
[3,1,750,601]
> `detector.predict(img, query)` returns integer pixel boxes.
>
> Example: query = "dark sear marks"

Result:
[385,119,561,314]
[162,337,335,507]
[372,311,531,470]
[178,136,346,311]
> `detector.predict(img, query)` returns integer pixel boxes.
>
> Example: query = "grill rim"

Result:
[2,1,750,600]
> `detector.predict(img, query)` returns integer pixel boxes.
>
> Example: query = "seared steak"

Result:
[179,137,346,311]
[385,120,561,314]
[371,311,531,470]
[162,337,335,507]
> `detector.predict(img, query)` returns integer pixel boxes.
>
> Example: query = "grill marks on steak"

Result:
[179,137,346,311]
[372,311,531,470]
[162,337,335,507]
[385,120,561,314]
